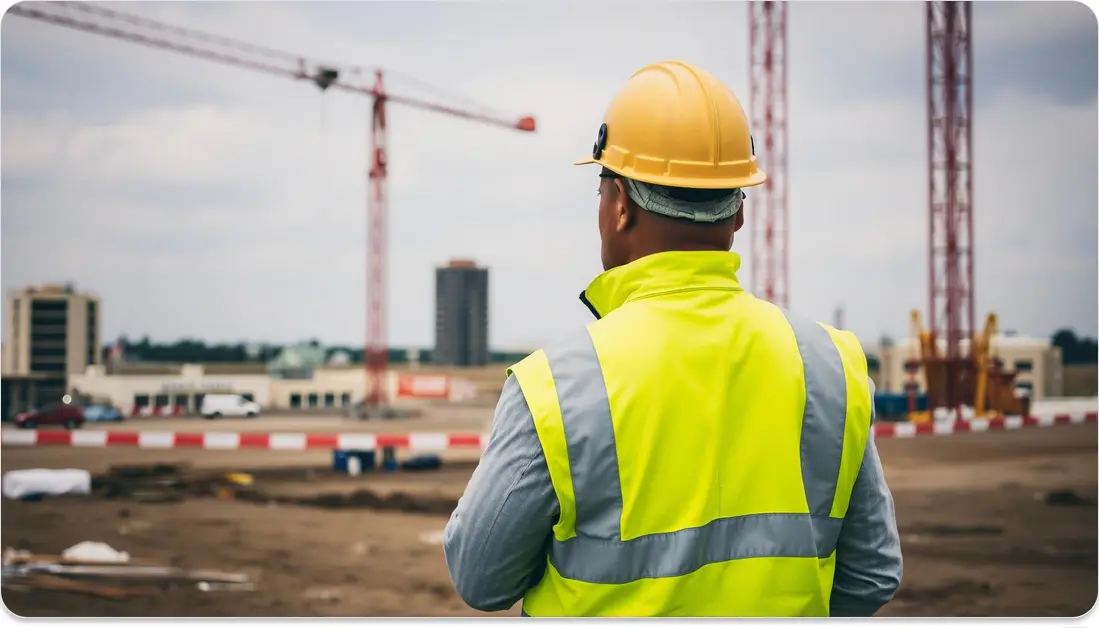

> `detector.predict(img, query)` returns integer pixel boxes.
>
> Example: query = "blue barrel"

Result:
[381,446,398,472]
[332,449,376,473]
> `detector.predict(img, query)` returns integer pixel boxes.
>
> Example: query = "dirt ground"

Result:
[1,422,1096,617]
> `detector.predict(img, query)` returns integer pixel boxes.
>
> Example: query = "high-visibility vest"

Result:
[507,250,873,617]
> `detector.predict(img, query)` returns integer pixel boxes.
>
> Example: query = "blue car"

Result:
[83,404,124,422]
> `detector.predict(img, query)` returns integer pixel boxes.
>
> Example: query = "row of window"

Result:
[902,380,1034,392]
[122,392,354,410]
[132,392,255,410]
[288,392,353,409]
[87,302,98,367]
[903,358,1034,373]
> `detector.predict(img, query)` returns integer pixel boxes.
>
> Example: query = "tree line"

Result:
[109,329,1098,368]
[108,336,530,366]
[1051,329,1099,365]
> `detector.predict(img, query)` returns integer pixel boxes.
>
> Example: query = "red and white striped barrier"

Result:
[874,412,1096,438]
[1,412,1094,450]
[0,430,483,451]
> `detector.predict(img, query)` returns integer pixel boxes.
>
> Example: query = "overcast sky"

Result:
[2,1,1096,351]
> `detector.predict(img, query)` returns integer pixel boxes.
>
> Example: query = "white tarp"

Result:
[1,469,91,500]
[61,541,130,563]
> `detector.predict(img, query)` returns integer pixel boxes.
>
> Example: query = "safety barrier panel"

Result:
[1,412,1094,450]
[873,411,1096,438]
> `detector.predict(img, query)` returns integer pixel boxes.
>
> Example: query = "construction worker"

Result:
[443,60,902,617]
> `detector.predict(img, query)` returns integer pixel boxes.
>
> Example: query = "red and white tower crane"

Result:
[9,2,537,412]
[748,1,789,309]
[926,1,975,412]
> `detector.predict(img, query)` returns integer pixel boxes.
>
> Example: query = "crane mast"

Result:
[748,1,789,309]
[926,1,975,415]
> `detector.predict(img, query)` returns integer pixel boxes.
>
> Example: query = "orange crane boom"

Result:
[10,1,538,412]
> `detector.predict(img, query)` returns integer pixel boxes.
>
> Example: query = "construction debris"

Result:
[15,573,154,600]
[1041,489,1096,507]
[2,469,92,500]
[419,530,446,546]
[62,542,130,564]
[198,581,256,593]
[88,463,460,515]
[1,544,254,600]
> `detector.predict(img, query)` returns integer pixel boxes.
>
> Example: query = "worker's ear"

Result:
[733,205,745,233]
[614,178,635,232]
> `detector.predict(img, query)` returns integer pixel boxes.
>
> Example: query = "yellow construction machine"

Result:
[906,310,1029,424]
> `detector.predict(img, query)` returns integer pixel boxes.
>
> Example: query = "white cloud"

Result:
[2,1,1095,351]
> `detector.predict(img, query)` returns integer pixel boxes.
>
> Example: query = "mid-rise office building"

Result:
[2,283,102,404]
[434,260,489,367]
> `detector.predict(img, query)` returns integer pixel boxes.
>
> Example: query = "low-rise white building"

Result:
[69,362,482,415]
[876,334,1063,400]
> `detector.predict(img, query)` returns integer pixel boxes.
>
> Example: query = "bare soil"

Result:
[2,423,1096,617]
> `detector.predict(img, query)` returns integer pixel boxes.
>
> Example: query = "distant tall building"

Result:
[434,260,489,367]
[2,283,102,402]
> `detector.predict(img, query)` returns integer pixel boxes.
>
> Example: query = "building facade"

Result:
[434,260,489,367]
[68,363,481,414]
[2,284,102,404]
[877,335,1064,401]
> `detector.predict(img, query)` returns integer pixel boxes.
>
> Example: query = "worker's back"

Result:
[509,250,872,616]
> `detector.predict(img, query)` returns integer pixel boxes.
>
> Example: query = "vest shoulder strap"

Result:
[508,350,578,542]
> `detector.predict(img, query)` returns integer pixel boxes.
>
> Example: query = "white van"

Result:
[200,394,261,419]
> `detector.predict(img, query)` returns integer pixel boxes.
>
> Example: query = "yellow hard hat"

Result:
[576,61,767,190]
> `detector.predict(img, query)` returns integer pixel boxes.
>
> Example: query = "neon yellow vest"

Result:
[507,251,872,617]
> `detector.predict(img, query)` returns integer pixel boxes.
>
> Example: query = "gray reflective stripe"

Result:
[548,514,843,585]
[545,330,623,540]
[782,310,849,517]
[541,311,851,585]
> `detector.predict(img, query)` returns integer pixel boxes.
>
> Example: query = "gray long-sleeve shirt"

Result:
[443,375,903,615]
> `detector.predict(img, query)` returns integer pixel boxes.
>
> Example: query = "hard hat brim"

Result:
[575,156,767,190]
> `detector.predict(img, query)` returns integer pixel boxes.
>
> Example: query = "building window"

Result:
[1014,359,1033,373]
[340,392,351,407]
[290,393,302,409]
[172,394,189,410]
[307,393,319,408]
[134,394,150,408]
[154,394,169,407]
[323,392,335,408]
[87,301,98,366]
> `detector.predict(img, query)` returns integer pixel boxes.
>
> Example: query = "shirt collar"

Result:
[579,250,744,319]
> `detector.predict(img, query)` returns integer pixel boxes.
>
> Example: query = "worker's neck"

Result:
[626,242,730,265]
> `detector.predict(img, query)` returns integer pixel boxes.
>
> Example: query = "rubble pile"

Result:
[2,543,253,600]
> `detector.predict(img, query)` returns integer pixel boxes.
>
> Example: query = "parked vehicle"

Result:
[200,394,260,419]
[14,403,85,430]
[83,404,125,423]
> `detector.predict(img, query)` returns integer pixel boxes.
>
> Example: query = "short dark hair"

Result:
[662,186,740,203]
[599,168,739,203]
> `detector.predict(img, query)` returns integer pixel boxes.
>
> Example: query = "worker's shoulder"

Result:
[786,313,868,362]
[759,302,868,355]
[507,323,600,373]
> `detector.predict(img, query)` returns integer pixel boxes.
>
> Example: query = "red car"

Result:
[14,403,85,430]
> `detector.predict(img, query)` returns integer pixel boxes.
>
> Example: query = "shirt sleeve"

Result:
[830,377,904,616]
[443,374,559,612]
